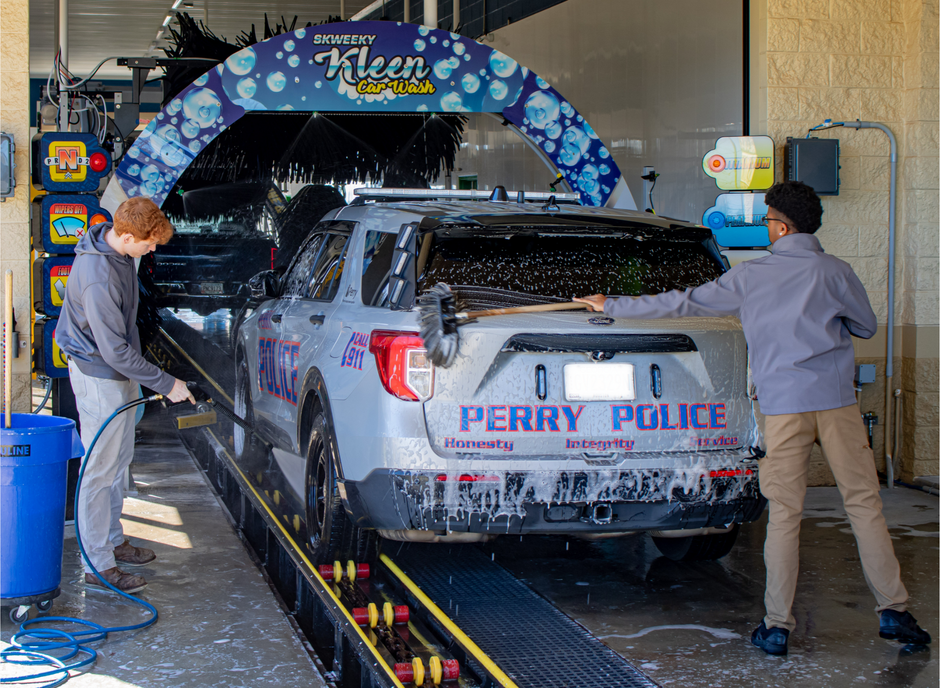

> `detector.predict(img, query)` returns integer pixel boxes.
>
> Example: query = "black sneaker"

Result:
[751,621,789,655]
[880,610,932,645]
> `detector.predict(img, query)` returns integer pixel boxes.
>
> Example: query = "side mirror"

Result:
[248,270,280,299]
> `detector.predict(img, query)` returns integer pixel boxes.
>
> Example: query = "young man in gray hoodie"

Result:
[57,197,194,594]
[575,181,930,653]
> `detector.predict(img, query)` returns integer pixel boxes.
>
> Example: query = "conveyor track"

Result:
[150,308,659,688]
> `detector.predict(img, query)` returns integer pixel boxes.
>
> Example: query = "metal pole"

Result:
[340,0,345,20]
[56,0,68,70]
[424,0,437,28]
[3,270,13,428]
[404,0,410,23]
[453,0,460,29]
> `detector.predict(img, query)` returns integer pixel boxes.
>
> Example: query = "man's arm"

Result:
[841,270,877,339]
[576,264,747,319]
[81,281,178,395]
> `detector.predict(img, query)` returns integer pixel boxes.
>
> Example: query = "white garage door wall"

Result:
[452,0,745,223]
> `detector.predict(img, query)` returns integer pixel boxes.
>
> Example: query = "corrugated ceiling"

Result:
[29,0,374,79]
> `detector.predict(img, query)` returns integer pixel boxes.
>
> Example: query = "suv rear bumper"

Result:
[339,467,765,535]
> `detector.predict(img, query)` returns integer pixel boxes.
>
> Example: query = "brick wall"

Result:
[763,0,939,483]
[0,0,32,413]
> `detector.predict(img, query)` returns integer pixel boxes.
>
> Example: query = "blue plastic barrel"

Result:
[1,413,84,600]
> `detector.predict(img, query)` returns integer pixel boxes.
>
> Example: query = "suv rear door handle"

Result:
[270,313,282,323]
[309,313,326,326]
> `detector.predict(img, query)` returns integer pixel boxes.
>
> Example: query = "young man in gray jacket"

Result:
[575,181,930,653]
[57,197,194,594]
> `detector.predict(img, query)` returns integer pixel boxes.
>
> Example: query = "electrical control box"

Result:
[785,137,840,195]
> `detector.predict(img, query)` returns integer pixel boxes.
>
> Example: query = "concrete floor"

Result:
[3,404,936,687]
[0,408,325,687]
[489,486,939,687]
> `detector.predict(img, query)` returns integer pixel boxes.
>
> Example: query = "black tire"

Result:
[36,599,53,612]
[304,413,376,565]
[234,357,257,460]
[9,606,28,624]
[651,525,740,562]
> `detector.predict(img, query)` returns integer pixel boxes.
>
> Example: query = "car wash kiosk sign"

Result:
[701,136,775,248]
[109,21,633,211]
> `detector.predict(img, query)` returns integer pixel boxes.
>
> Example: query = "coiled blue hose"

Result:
[1,395,161,687]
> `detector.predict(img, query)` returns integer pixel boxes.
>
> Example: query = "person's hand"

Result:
[167,378,196,404]
[573,294,608,312]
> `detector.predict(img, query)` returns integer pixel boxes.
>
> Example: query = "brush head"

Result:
[417,282,459,368]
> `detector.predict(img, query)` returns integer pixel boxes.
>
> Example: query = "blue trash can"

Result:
[1,413,84,603]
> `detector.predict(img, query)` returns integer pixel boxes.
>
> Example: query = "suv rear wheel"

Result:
[305,413,375,564]
[651,525,740,562]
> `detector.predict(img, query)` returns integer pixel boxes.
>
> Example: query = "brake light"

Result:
[434,474,501,482]
[369,330,434,401]
[709,469,754,478]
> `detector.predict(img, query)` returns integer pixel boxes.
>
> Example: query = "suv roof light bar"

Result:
[353,188,580,202]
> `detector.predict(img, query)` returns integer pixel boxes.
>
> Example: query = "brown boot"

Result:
[113,539,156,567]
[85,567,148,594]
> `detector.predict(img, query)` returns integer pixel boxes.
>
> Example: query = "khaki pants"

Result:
[760,403,907,631]
[69,361,137,573]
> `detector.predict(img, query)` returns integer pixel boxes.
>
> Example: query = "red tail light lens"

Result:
[369,330,434,401]
[709,469,754,478]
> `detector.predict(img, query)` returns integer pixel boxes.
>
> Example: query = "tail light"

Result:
[369,330,434,401]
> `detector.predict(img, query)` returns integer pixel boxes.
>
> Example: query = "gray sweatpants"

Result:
[68,361,136,573]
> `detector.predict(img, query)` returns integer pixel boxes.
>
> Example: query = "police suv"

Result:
[233,188,765,563]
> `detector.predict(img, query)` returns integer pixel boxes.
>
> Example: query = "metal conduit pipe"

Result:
[809,120,899,487]
[424,0,437,28]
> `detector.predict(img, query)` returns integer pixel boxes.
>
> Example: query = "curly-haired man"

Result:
[57,197,194,594]
[576,180,930,653]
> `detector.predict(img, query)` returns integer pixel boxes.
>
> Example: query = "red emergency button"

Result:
[89,213,107,226]
[89,152,108,173]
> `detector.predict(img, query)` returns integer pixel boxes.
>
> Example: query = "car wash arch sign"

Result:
[105,21,633,211]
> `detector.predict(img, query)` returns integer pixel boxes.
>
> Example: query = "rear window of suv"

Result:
[418,234,723,304]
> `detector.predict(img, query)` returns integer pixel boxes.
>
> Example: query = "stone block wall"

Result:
[0,0,32,413]
[764,0,939,484]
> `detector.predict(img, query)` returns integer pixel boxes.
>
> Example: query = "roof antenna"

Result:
[541,194,559,212]
[516,190,525,203]
[489,185,508,202]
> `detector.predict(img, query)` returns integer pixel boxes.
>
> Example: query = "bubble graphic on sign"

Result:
[598,146,610,159]
[167,98,182,115]
[194,73,209,86]
[140,164,161,183]
[545,121,562,140]
[182,88,222,128]
[277,104,294,111]
[488,51,517,78]
[560,101,575,118]
[236,77,257,99]
[276,51,284,60]
[154,124,181,147]
[488,79,508,100]
[580,164,599,182]
[225,47,257,76]
[188,140,201,153]
[414,39,426,51]
[288,54,300,68]
[461,73,481,94]
[544,141,556,154]
[584,122,599,139]
[267,72,287,92]
[433,59,454,80]
[559,143,582,167]
[127,164,141,177]
[599,164,611,176]
[284,40,295,52]
[295,28,306,39]
[563,125,591,155]
[453,41,466,55]
[524,91,560,130]
[418,25,429,36]
[536,77,550,89]
[440,92,463,111]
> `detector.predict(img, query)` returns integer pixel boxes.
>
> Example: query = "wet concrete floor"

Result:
[0,408,325,687]
[487,487,939,687]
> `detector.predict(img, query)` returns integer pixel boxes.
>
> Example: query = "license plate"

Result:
[200,282,224,294]
[564,363,635,401]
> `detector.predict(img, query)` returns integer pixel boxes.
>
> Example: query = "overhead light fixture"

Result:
[156,29,165,40]
[162,15,173,26]
[171,0,183,7]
